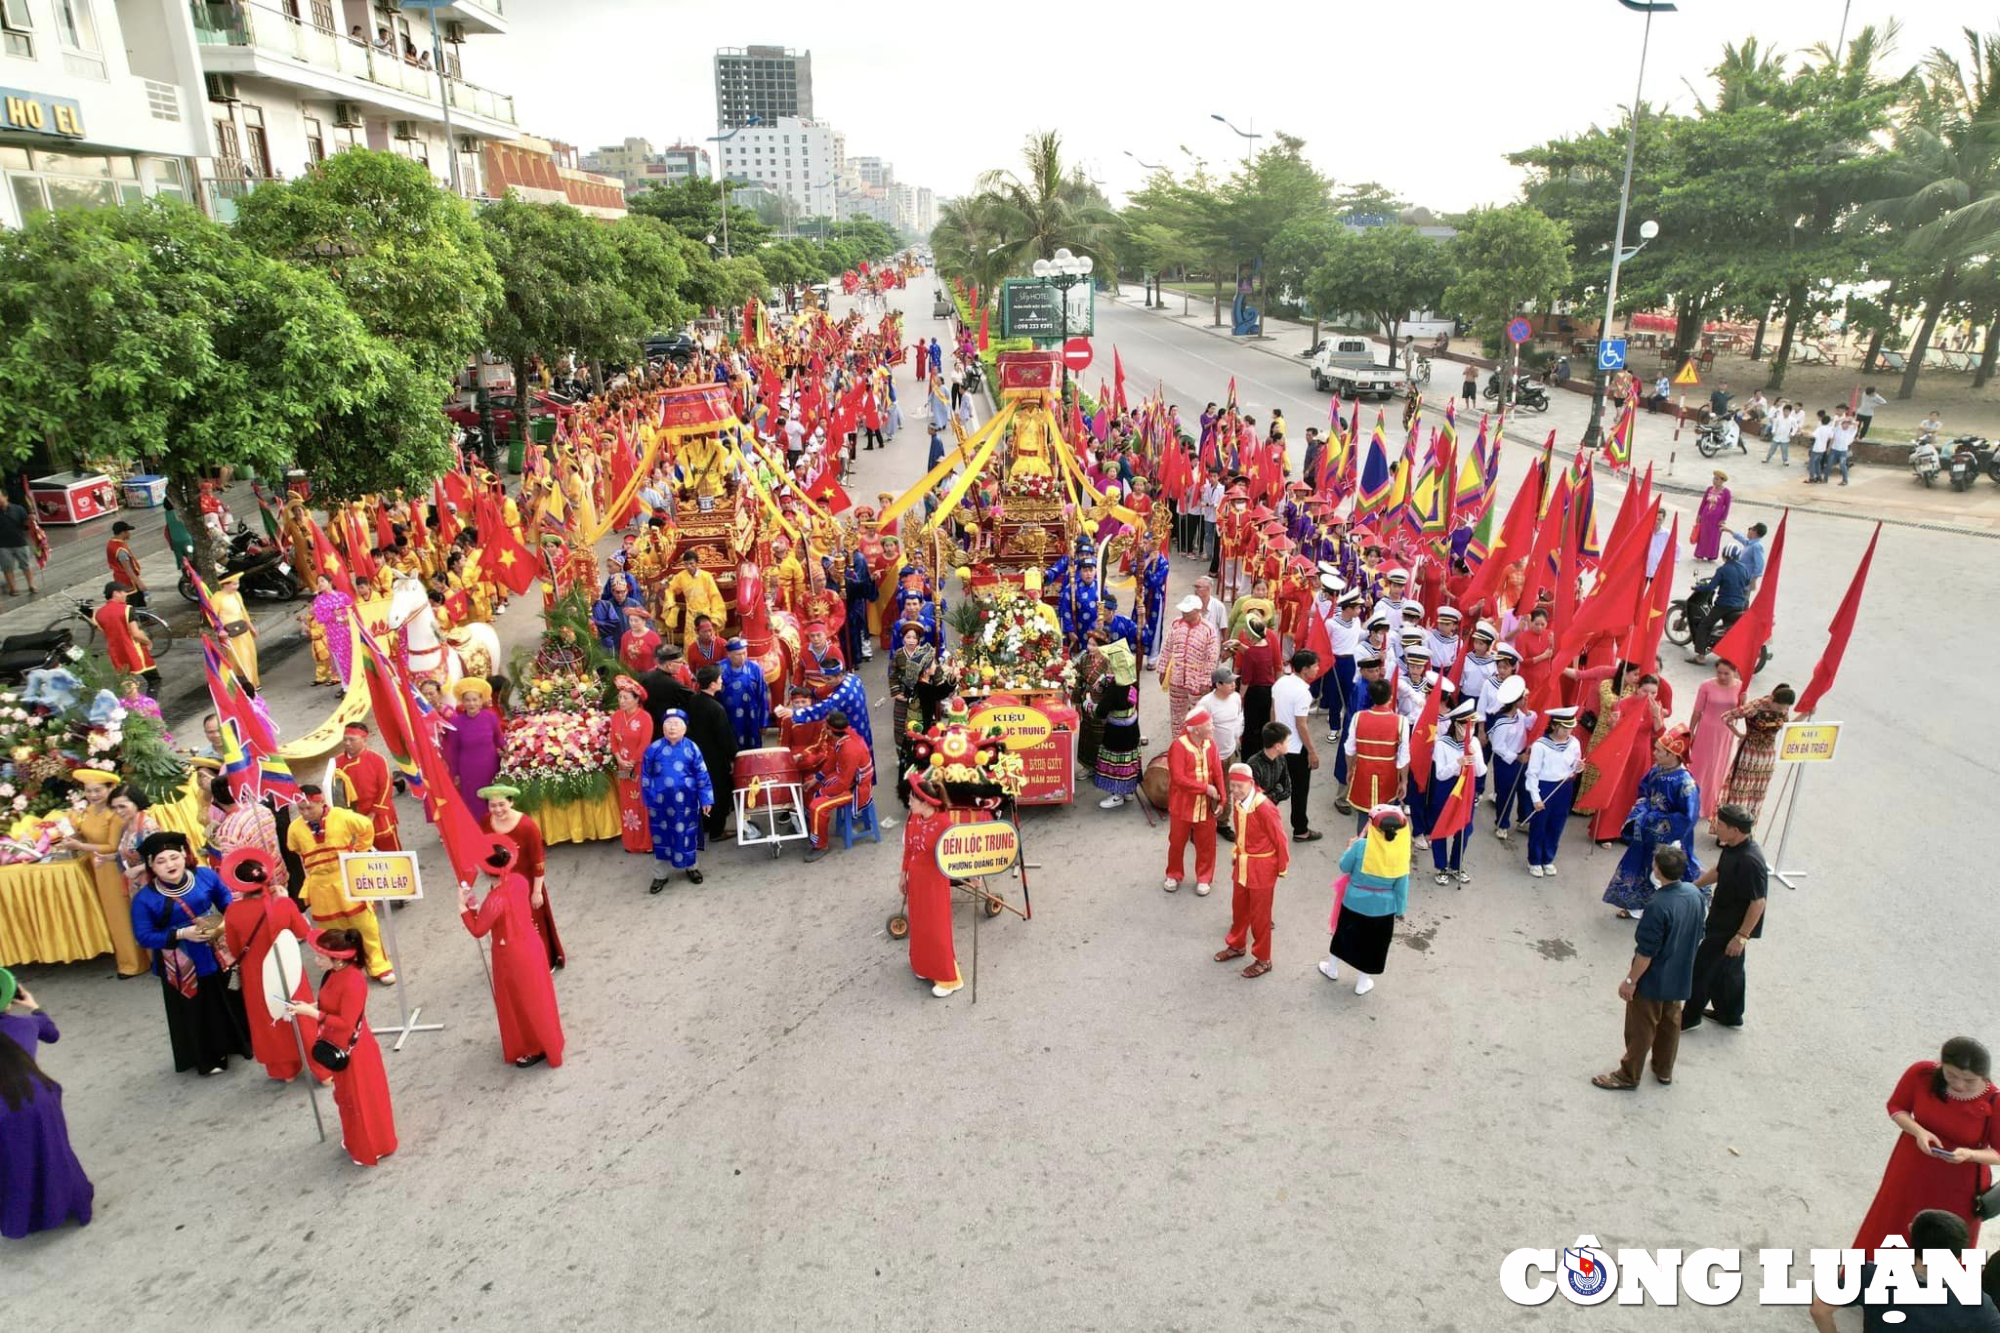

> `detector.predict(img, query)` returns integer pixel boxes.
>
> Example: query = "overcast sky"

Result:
[476,2,1977,213]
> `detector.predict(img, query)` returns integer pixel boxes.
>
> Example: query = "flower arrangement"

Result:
[497,703,613,811]
[948,588,1076,696]
[518,673,600,714]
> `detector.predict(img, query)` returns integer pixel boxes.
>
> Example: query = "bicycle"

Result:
[45,592,175,660]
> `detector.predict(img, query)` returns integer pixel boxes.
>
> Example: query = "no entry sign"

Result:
[1062,337,1093,371]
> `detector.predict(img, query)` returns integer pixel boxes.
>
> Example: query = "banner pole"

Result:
[370,900,444,1051]
[1771,765,1808,891]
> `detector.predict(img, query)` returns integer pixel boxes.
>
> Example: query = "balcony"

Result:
[190,1,515,129]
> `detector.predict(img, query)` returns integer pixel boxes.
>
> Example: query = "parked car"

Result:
[444,391,575,436]
[1310,337,1407,400]
[643,332,700,364]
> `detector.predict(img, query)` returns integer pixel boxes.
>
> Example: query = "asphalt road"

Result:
[9,280,1996,1332]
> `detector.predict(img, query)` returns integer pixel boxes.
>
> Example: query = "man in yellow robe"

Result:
[664,550,725,648]
[284,785,394,982]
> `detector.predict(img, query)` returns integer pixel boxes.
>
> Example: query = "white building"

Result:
[188,0,519,218]
[714,114,832,220]
[835,184,894,227]
[852,154,891,189]
[915,186,934,235]
[712,44,810,131]
[889,181,914,230]
[0,0,212,227]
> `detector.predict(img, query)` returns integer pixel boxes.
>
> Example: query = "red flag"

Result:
[342,510,378,583]
[1712,511,1788,690]
[476,490,540,596]
[372,502,394,551]
[1580,695,1658,841]
[977,308,989,351]
[1408,682,1444,794]
[1459,461,1543,618]
[1424,747,1480,842]
[1512,475,1572,617]
[1556,499,1657,661]
[1632,514,1679,673]
[1113,348,1129,411]
[308,517,356,597]
[1792,524,1879,717]
[432,479,460,545]
[355,623,421,789]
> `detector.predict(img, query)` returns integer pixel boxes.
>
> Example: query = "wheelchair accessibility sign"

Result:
[1597,338,1628,372]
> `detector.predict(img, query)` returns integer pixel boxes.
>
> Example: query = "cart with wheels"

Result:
[732,747,810,858]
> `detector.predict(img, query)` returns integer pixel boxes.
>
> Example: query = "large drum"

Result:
[733,747,802,811]
[1140,750,1172,811]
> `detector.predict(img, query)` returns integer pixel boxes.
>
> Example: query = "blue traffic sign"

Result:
[1598,338,1628,372]
[1506,318,1533,345]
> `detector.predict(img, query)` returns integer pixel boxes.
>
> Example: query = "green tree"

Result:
[1863,28,2000,398]
[628,175,770,252]
[607,214,694,334]
[479,198,644,409]
[0,200,399,570]
[1304,226,1450,366]
[1216,134,1332,332]
[1266,213,1347,343]
[232,149,499,498]
[1443,205,1573,403]
[972,130,1121,276]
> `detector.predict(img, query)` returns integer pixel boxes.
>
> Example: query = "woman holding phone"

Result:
[1851,1037,1999,1253]
[283,926,397,1167]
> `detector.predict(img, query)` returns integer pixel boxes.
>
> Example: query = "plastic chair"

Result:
[833,794,880,849]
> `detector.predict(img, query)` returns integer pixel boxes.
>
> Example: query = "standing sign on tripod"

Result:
[340,851,444,1049]
[1768,721,1840,890]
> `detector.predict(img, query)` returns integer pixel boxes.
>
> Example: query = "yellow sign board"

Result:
[1776,721,1841,764]
[1672,360,1700,387]
[340,850,425,902]
[970,703,1053,752]
[934,819,1021,878]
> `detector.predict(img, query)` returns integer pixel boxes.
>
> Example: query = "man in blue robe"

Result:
[719,638,769,751]
[778,662,873,756]
[640,710,715,891]
[1104,593,1140,658]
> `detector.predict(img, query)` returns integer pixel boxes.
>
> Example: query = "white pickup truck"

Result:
[1309,337,1407,400]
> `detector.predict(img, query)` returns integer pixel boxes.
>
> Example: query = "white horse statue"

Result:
[386,572,501,687]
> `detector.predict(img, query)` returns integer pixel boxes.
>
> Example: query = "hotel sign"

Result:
[0,87,85,138]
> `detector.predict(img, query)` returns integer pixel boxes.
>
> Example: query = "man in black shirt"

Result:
[1682,803,1767,1030]
[0,491,37,596]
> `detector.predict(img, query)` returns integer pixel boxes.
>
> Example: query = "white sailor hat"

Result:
[1384,567,1410,583]
[1444,698,1479,723]
[1547,706,1580,725]
[1495,642,1521,661]
[1495,676,1528,707]
[1317,561,1342,577]
[1356,652,1384,668]
[1366,612,1392,630]
[1404,639,1431,659]
[1319,572,1343,592]
[1424,669,1442,689]
[1400,602,1425,618]
[1472,620,1498,641]
[1338,588,1365,606]
[1435,605,1462,622]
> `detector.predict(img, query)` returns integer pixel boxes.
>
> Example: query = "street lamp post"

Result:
[1211,113,1267,337]
[1033,248,1093,401]
[704,115,762,258]
[1124,151,1166,306]
[1584,0,1677,449]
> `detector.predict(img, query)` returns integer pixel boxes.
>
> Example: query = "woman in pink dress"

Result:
[1685,658,1741,821]
[1691,472,1731,562]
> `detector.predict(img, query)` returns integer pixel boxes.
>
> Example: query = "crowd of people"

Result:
[1,265,1991,1328]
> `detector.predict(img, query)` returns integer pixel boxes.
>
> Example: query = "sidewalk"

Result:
[0,477,309,722]
[1103,288,2000,538]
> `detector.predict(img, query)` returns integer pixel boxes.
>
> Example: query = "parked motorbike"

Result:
[1664,579,1771,675]
[178,524,300,604]
[1481,371,1549,412]
[1949,439,1983,491]
[0,626,73,687]
[1910,437,1941,487]
[1948,435,2000,485]
[962,359,985,393]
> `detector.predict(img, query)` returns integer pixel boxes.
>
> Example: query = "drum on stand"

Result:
[733,747,801,811]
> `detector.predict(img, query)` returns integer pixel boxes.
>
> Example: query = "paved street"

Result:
[9,279,1997,1331]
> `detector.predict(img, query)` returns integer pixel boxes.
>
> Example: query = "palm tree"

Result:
[973,131,1119,279]
[1863,28,2000,399]
[929,193,1013,296]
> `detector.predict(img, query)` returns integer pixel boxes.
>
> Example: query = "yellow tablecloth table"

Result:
[528,788,621,846]
[0,787,207,967]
